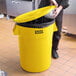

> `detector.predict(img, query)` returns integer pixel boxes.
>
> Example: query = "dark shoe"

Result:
[52,50,59,59]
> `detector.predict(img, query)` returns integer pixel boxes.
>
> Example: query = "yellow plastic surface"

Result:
[13,23,57,72]
[14,6,56,23]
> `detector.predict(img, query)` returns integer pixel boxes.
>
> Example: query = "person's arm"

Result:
[60,0,69,9]
[50,0,63,17]
[50,0,69,17]
[53,5,63,17]
[50,0,69,9]
[50,0,58,7]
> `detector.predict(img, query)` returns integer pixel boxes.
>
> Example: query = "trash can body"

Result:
[13,5,57,72]
[14,22,57,72]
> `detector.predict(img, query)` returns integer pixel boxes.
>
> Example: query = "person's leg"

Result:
[52,10,63,59]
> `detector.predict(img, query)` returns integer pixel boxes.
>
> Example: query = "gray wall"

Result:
[64,0,76,14]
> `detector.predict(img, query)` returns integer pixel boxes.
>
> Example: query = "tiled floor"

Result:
[0,18,76,76]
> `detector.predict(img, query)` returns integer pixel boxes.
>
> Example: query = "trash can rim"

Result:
[16,19,55,28]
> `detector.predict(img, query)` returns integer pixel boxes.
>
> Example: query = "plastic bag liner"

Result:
[16,16,54,28]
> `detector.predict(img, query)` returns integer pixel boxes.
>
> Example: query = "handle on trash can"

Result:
[13,25,19,35]
[53,22,58,32]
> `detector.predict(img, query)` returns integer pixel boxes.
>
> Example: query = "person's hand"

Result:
[50,0,63,18]
[50,0,58,7]
[53,5,63,17]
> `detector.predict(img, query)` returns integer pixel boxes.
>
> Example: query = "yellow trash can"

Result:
[13,6,57,72]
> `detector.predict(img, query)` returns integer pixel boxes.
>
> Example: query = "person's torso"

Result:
[39,0,62,8]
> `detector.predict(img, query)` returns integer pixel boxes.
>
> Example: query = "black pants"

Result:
[39,0,63,51]
[52,11,63,51]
